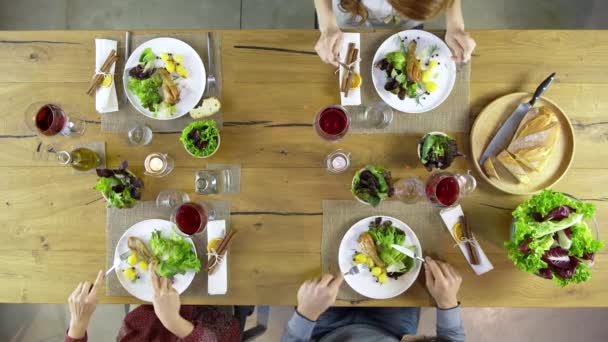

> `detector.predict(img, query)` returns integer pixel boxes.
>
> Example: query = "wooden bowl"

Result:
[470,92,575,195]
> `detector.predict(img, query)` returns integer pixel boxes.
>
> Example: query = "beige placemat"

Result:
[322,200,443,302]
[101,32,223,133]
[105,200,231,297]
[357,31,471,134]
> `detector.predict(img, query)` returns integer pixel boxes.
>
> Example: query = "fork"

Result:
[105,250,132,277]
[344,263,367,276]
[206,32,218,98]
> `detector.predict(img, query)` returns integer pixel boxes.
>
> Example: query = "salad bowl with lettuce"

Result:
[505,189,603,287]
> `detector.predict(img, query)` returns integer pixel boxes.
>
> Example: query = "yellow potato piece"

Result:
[127,253,138,266]
[428,60,438,69]
[421,70,432,83]
[165,60,176,73]
[176,64,188,78]
[366,259,375,268]
[138,261,148,271]
[173,54,185,63]
[159,52,170,62]
[123,267,137,281]
[378,273,388,284]
[371,267,382,276]
[425,81,438,93]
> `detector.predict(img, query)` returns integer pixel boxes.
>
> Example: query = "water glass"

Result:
[127,122,153,146]
[195,167,239,194]
[349,102,393,130]
[156,190,190,209]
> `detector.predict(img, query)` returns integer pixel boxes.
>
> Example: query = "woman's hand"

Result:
[445,28,476,64]
[315,26,344,67]
[68,270,103,339]
[296,273,343,321]
[151,267,193,338]
[424,257,462,309]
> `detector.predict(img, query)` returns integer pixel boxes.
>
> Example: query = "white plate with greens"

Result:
[114,219,199,302]
[371,30,456,114]
[123,37,205,120]
[339,216,422,299]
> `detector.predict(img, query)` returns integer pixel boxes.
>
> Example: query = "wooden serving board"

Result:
[470,92,575,195]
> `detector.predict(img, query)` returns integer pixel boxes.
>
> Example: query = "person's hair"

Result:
[339,0,453,25]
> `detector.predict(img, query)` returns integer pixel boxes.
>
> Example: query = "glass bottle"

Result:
[57,147,101,171]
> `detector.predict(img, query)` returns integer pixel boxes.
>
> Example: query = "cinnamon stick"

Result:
[86,50,117,96]
[340,43,356,93]
[461,217,480,265]
[207,230,237,273]
[343,48,359,97]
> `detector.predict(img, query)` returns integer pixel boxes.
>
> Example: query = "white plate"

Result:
[371,30,456,114]
[114,219,197,302]
[123,37,206,120]
[339,216,422,299]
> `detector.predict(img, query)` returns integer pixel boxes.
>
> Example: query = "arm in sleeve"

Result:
[280,311,317,342]
[64,331,87,342]
[436,306,465,342]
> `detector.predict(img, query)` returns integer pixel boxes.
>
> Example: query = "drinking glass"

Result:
[127,122,153,146]
[314,105,350,142]
[156,190,190,209]
[195,167,239,194]
[349,102,393,130]
[24,102,86,137]
[144,153,174,177]
[394,177,425,204]
[170,202,215,237]
[425,171,477,208]
[325,149,351,174]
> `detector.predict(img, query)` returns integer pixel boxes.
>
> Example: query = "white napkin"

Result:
[207,220,228,295]
[439,205,494,275]
[95,39,118,113]
[339,33,361,106]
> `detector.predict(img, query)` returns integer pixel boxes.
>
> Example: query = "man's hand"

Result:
[151,266,193,338]
[296,273,344,321]
[68,270,103,339]
[424,257,462,309]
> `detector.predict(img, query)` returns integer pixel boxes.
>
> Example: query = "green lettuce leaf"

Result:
[149,230,201,278]
[553,264,592,287]
[569,223,604,257]
[369,223,407,266]
[128,73,163,111]
[385,51,406,71]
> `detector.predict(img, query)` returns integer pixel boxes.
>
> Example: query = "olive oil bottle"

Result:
[57,147,101,171]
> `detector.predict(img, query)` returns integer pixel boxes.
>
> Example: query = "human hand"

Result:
[424,257,462,309]
[68,270,103,339]
[296,273,343,321]
[315,26,344,67]
[151,266,194,338]
[445,29,476,64]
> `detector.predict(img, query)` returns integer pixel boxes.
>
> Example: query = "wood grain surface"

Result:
[0,30,607,307]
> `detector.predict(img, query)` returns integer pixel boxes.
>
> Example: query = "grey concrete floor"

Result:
[2,0,608,341]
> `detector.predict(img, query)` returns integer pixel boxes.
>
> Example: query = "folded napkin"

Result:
[439,205,494,275]
[339,33,361,106]
[207,220,228,295]
[95,39,119,113]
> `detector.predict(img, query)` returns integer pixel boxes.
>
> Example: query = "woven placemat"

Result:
[322,200,444,302]
[356,31,471,134]
[105,200,231,297]
[101,32,223,133]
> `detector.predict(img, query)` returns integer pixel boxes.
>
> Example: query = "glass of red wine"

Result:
[425,171,477,207]
[314,105,350,142]
[170,202,214,237]
[24,102,86,137]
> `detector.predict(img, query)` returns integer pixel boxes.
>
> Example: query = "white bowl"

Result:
[183,133,221,159]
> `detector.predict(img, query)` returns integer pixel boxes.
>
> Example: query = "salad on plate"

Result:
[351,165,393,207]
[375,37,441,104]
[94,161,143,209]
[127,47,189,118]
[353,217,416,284]
[505,189,604,287]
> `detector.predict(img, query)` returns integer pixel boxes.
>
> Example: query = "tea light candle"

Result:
[326,150,351,174]
[149,156,164,172]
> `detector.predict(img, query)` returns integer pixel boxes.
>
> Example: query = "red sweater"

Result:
[65,305,240,342]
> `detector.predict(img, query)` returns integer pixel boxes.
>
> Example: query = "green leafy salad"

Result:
[94,161,143,209]
[505,189,603,287]
[351,166,393,207]
[180,120,220,157]
[149,230,201,278]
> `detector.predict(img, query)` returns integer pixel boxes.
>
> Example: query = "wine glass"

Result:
[314,105,350,142]
[24,102,86,137]
[426,171,477,208]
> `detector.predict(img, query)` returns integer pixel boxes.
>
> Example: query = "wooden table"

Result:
[0,30,606,307]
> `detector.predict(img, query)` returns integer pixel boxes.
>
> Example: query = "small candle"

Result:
[331,156,347,170]
[326,150,351,174]
[149,157,164,172]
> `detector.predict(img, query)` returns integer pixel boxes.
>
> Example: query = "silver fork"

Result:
[206,32,218,98]
[344,263,367,276]
[105,250,132,277]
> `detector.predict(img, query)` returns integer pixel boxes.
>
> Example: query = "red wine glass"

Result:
[24,102,86,137]
[314,105,350,142]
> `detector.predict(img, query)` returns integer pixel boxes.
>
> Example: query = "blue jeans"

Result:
[311,307,420,340]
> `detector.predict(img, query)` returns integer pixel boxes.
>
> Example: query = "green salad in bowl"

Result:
[180,120,220,158]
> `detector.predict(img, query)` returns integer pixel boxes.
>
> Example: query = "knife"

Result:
[391,244,425,263]
[123,31,131,105]
[479,72,556,166]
